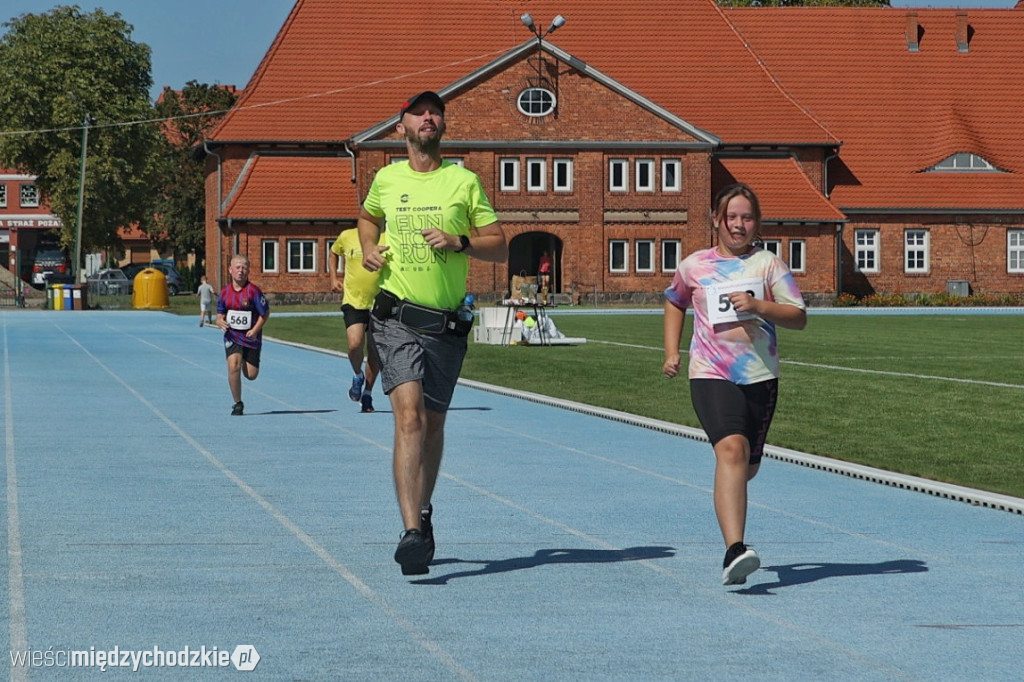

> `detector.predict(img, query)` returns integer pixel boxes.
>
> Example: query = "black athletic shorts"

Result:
[341,304,370,328]
[224,342,262,368]
[689,378,778,465]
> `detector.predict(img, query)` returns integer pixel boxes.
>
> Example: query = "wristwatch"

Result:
[454,234,470,253]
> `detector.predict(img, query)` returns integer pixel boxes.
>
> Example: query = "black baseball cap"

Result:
[399,91,445,117]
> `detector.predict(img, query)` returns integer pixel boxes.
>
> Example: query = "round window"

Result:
[517,87,556,117]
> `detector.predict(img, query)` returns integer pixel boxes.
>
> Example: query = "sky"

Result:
[1,0,1019,102]
[1,1,295,101]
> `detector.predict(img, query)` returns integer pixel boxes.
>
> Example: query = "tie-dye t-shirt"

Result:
[664,247,805,384]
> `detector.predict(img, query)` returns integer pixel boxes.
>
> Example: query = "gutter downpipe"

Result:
[823,148,843,297]
[835,223,844,296]
[343,142,357,187]
[203,140,225,288]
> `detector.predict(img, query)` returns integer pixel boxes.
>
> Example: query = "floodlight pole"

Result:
[74,113,92,283]
[520,14,566,88]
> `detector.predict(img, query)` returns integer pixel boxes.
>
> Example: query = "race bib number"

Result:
[227,309,253,331]
[706,278,765,324]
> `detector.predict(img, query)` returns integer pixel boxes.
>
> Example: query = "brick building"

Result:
[203,0,1024,303]
[0,170,63,286]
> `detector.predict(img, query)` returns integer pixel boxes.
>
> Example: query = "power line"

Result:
[0,49,508,139]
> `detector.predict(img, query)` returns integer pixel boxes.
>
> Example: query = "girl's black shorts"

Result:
[689,378,778,465]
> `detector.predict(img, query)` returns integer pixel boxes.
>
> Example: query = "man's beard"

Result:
[406,128,442,156]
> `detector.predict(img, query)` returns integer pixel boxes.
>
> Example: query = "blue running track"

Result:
[2,311,1021,681]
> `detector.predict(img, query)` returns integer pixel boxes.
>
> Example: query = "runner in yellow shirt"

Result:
[330,227,384,413]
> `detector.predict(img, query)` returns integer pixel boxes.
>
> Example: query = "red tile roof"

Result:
[222,155,358,221]
[212,0,833,145]
[725,7,1024,210]
[717,158,846,223]
[210,0,1024,213]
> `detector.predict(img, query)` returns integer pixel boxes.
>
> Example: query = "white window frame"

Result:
[762,239,782,257]
[609,240,628,273]
[661,239,681,272]
[929,152,1000,173]
[609,159,628,192]
[635,239,655,273]
[517,87,556,117]
[1009,230,1024,273]
[635,159,654,192]
[527,158,546,192]
[19,183,39,208]
[326,239,337,273]
[390,156,407,164]
[0,183,6,208]
[855,229,879,273]
[789,240,806,273]
[287,239,316,273]
[553,158,573,192]
[500,158,520,191]
[904,229,929,274]
[445,157,464,167]
[262,239,279,273]
[661,159,681,192]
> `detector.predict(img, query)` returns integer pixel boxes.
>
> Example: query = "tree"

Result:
[0,7,162,272]
[150,82,238,264]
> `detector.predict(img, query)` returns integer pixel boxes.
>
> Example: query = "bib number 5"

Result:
[706,278,765,324]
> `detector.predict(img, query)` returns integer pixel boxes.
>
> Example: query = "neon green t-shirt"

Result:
[331,228,384,310]
[362,160,498,310]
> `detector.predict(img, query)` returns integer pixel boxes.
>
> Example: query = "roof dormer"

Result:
[925,152,1003,173]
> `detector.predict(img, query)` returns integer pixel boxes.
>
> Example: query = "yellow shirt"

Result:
[331,228,384,310]
[362,160,498,310]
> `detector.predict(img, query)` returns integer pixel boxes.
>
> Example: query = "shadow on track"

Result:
[735,559,928,595]
[410,546,676,585]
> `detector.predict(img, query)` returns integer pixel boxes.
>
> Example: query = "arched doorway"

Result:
[507,231,562,296]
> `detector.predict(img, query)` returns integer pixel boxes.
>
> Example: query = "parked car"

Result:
[87,268,133,296]
[122,262,186,295]
[29,248,72,287]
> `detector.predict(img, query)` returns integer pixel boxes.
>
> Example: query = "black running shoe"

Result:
[231,401,244,416]
[420,505,435,564]
[722,542,760,585]
[360,393,374,413]
[394,529,430,576]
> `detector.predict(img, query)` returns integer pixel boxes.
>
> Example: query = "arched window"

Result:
[926,153,1002,173]
[517,88,556,117]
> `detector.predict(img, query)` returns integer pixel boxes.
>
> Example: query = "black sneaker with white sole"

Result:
[722,542,760,585]
[231,401,244,416]
[394,529,430,576]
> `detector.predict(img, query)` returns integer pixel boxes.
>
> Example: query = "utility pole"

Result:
[74,114,93,283]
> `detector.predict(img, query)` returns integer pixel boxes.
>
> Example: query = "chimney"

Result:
[905,11,921,52]
[955,11,970,53]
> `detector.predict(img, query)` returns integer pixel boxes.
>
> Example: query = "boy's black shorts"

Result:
[224,342,262,368]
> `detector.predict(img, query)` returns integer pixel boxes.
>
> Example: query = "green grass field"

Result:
[161,298,1024,499]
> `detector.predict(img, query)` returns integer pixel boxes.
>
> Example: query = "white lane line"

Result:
[68,323,924,679]
[3,318,29,682]
[589,339,1024,389]
[55,326,479,682]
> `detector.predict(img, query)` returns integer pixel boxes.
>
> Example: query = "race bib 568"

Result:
[226,309,253,331]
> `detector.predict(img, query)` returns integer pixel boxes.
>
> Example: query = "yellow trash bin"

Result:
[132,268,169,309]
[51,283,65,311]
